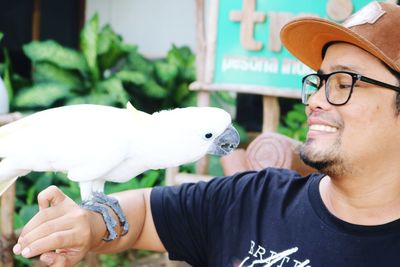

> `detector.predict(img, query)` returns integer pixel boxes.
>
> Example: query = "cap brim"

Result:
[280,17,397,72]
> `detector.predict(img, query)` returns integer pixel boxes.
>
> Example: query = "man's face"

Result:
[300,43,400,177]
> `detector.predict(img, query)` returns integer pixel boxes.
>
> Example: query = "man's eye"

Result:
[339,84,352,89]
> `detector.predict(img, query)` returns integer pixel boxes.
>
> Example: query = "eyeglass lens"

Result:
[302,72,353,105]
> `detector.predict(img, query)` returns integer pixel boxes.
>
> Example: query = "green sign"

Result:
[205,0,385,98]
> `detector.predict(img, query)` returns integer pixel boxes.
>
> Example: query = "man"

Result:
[12,1,400,266]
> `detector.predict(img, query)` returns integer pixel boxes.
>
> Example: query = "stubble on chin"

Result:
[299,138,348,177]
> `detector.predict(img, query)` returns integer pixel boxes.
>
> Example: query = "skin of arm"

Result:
[13,186,165,266]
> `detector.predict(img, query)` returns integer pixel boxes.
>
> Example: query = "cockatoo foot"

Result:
[80,201,118,241]
[91,192,130,236]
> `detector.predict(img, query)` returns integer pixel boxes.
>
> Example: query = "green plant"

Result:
[0,33,30,107]
[119,44,198,112]
[12,14,139,111]
[278,103,308,142]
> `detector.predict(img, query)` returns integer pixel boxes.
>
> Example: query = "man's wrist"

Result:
[87,207,121,252]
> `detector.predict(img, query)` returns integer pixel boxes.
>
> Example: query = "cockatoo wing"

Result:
[0,104,142,186]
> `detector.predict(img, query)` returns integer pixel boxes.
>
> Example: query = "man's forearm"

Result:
[90,188,165,254]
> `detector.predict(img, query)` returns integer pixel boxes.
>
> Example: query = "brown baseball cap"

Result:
[280,1,400,72]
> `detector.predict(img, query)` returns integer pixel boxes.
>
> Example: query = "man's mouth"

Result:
[309,124,338,133]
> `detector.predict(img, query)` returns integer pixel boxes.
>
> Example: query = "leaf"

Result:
[14,83,70,108]
[65,94,117,106]
[181,65,196,81]
[154,61,178,84]
[33,173,54,192]
[33,62,83,90]
[173,83,190,103]
[85,93,116,106]
[14,255,33,265]
[26,186,36,205]
[181,91,197,107]
[167,45,196,80]
[97,25,114,55]
[105,179,140,194]
[167,45,192,66]
[19,204,38,224]
[139,170,160,188]
[215,91,236,106]
[0,32,3,42]
[59,180,81,201]
[293,103,305,113]
[23,40,88,74]
[11,73,30,90]
[126,51,154,75]
[98,25,136,71]
[97,78,129,106]
[2,48,13,101]
[13,212,24,230]
[143,80,167,98]
[208,155,224,177]
[114,70,147,85]
[65,96,88,105]
[80,13,100,81]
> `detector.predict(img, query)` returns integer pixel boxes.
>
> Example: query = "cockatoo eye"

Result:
[205,133,213,139]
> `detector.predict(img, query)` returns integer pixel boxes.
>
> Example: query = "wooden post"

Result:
[194,0,210,176]
[165,167,179,185]
[262,96,280,133]
[0,184,16,267]
[0,113,21,267]
[195,91,210,175]
[32,0,41,40]
[195,0,206,86]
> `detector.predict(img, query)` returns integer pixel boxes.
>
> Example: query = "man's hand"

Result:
[13,186,106,266]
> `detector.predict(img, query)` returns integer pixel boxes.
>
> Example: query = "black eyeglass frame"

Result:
[301,71,400,106]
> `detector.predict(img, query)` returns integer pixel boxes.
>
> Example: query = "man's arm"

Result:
[13,185,165,266]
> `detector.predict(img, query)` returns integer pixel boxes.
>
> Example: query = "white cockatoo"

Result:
[0,102,239,240]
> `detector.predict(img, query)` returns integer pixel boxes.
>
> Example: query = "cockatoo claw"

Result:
[91,192,130,236]
[80,200,118,241]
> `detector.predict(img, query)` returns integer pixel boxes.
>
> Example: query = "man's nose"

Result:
[307,84,331,111]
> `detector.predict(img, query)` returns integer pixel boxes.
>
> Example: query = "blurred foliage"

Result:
[278,103,308,142]
[9,14,202,112]
[13,14,134,110]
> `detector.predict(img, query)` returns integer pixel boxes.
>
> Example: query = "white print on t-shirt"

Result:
[238,240,311,267]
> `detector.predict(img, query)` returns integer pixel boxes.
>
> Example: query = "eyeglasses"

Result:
[301,71,400,106]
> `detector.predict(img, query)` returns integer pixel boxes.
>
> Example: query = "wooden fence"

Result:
[0,113,22,267]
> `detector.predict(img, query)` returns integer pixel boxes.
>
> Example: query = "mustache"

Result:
[308,111,344,128]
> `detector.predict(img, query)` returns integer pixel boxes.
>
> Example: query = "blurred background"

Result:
[0,0,398,266]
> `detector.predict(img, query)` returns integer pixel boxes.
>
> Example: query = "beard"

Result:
[299,137,348,177]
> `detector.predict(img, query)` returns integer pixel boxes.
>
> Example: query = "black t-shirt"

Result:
[151,168,400,266]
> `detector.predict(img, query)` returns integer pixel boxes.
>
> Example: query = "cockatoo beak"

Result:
[208,124,240,156]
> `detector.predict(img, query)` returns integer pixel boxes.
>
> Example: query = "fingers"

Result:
[20,187,75,237]
[16,229,84,258]
[19,215,74,251]
[15,207,92,260]
[15,209,91,257]
[38,185,67,210]
[14,186,92,264]
[40,252,83,267]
